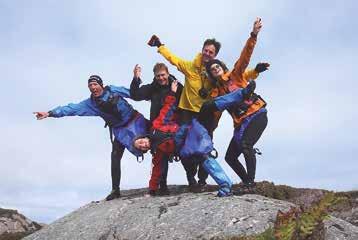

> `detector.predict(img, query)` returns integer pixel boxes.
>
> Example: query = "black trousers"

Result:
[225,111,268,184]
[178,109,209,184]
[111,140,125,191]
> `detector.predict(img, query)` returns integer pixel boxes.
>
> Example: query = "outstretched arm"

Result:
[231,18,263,84]
[148,35,189,74]
[34,99,98,119]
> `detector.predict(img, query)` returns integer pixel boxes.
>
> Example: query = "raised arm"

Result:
[130,64,152,101]
[231,18,262,84]
[148,35,189,74]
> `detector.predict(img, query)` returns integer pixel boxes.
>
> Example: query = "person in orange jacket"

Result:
[201,18,269,194]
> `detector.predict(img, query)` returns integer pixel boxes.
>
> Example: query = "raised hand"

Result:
[133,64,142,79]
[33,111,49,120]
[252,17,263,35]
[147,35,162,47]
[255,62,270,73]
[171,80,178,93]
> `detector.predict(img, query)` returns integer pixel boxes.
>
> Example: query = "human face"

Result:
[155,69,169,86]
[201,44,217,63]
[88,82,104,97]
[209,63,224,78]
[134,137,151,152]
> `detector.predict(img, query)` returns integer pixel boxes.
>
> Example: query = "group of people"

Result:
[34,18,269,200]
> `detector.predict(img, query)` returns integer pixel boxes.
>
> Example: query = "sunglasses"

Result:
[210,64,222,71]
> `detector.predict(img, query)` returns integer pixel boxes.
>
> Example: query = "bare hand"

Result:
[33,112,49,120]
[133,64,141,79]
[171,80,178,93]
[252,17,262,35]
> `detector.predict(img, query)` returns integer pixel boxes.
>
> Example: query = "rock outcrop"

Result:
[24,186,358,240]
[0,208,43,240]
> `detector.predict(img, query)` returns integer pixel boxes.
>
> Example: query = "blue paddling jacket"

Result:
[49,85,149,156]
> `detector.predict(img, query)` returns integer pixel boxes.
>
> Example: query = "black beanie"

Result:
[88,75,103,87]
[205,59,229,80]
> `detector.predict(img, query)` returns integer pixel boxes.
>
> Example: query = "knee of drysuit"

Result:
[112,141,122,154]
[225,149,237,165]
[241,140,254,155]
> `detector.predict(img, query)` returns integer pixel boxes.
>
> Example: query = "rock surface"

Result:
[0,208,42,240]
[24,188,358,240]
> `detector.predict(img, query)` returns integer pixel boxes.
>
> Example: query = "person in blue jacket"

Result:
[34,75,149,200]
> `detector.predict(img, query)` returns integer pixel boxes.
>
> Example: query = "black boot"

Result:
[233,182,256,196]
[158,186,170,196]
[145,189,156,197]
[105,189,121,201]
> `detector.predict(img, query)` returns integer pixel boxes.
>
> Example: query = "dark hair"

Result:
[205,59,229,81]
[153,63,169,74]
[202,38,221,55]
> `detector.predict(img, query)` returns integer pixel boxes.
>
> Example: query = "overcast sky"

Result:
[1,0,357,223]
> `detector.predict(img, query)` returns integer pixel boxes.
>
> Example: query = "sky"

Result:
[0,0,357,224]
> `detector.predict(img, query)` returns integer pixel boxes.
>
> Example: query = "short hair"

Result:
[153,63,169,74]
[202,38,221,55]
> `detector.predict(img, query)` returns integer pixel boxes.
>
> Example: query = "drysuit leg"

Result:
[111,140,125,191]
[149,150,166,191]
[202,156,233,197]
[225,137,250,184]
[181,158,198,185]
[159,154,169,189]
[240,111,268,183]
[198,162,209,185]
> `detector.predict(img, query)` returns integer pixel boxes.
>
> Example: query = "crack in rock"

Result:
[158,206,168,219]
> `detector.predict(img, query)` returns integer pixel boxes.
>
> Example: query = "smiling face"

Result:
[88,82,104,97]
[209,63,224,79]
[134,137,151,152]
[155,69,169,86]
[201,44,217,63]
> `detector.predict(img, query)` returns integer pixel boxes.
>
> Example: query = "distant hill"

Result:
[0,208,43,240]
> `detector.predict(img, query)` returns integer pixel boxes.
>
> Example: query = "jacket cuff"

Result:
[250,32,257,38]
[48,111,54,117]
[157,45,166,53]
[133,77,142,84]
